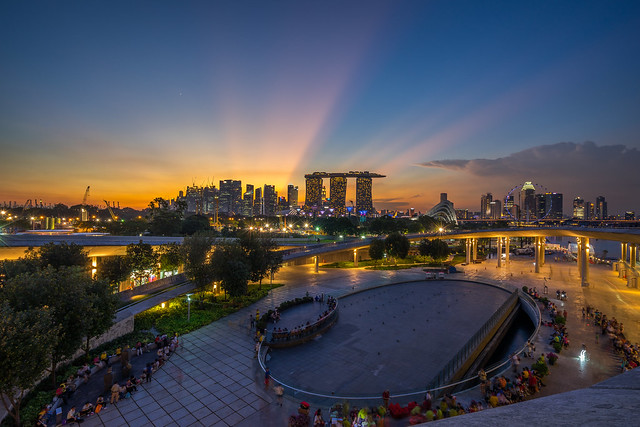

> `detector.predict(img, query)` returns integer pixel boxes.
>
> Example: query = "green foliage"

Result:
[37,242,89,270]
[182,233,215,295]
[156,243,183,272]
[419,238,450,263]
[312,217,357,236]
[126,241,158,286]
[522,286,528,293]
[147,197,183,236]
[552,341,563,353]
[134,285,273,336]
[97,255,131,286]
[532,359,549,376]
[554,315,566,325]
[181,214,211,235]
[369,238,386,262]
[385,232,410,260]
[19,391,55,427]
[83,279,119,358]
[211,242,250,298]
[104,217,148,235]
[0,304,55,426]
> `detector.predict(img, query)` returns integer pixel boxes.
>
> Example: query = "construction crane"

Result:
[104,200,118,221]
[81,186,90,221]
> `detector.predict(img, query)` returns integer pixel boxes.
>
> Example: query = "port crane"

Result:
[80,186,90,221]
[104,200,118,221]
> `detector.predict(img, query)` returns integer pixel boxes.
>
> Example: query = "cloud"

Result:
[416,142,640,214]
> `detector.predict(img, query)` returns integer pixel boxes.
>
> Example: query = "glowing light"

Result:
[161,302,166,309]
[579,349,587,362]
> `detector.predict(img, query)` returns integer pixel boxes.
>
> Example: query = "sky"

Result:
[1,1,640,215]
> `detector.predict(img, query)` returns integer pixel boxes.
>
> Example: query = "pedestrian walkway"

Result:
[71,259,632,426]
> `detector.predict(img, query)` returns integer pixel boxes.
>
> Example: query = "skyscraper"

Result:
[219,180,242,215]
[520,182,536,221]
[573,197,585,219]
[355,176,373,213]
[586,202,595,220]
[304,176,323,209]
[329,176,347,215]
[595,196,607,220]
[287,184,298,208]
[547,193,563,219]
[480,193,493,219]
[253,187,263,216]
[242,184,254,217]
[263,185,277,217]
[489,200,502,219]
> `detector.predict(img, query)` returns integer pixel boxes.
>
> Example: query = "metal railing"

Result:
[266,299,339,346]
[425,289,520,391]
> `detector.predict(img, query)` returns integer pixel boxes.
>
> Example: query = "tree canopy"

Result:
[385,232,410,260]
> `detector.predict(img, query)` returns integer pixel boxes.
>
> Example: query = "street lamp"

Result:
[186,294,193,322]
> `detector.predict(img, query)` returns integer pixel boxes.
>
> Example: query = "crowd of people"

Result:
[36,334,179,425]
[584,305,639,371]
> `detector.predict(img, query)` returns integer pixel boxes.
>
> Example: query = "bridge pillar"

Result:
[314,256,319,273]
[472,238,478,261]
[621,242,628,263]
[505,237,510,264]
[497,237,503,267]
[353,249,358,267]
[578,237,590,287]
[534,236,541,273]
[465,239,472,264]
[630,244,637,269]
[540,238,545,267]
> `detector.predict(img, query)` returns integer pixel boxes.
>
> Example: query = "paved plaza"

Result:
[77,256,636,426]
[268,281,509,396]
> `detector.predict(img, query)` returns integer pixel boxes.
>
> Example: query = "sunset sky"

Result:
[2,1,640,214]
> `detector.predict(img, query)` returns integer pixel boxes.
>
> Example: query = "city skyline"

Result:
[2,2,640,214]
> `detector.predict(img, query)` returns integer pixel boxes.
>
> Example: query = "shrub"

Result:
[552,341,563,353]
[554,315,566,325]
[532,360,549,376]
[522,286,528,293]
[19,391,55,427]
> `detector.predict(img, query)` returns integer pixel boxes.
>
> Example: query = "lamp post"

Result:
[186,293,193,322]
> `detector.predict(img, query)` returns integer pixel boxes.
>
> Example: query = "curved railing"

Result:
[266,299,339,347]
[257,281,542,401]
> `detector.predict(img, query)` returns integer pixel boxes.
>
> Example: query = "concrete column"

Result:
[472,238,478,261]
[534,236,541,273]
[505,237,510,264]
[497,237,503,267]
[580,237,590,287]
[353,249,358,267]
[465,239,472,264]
[630,244,637,269]
[540,237,545,267]
[314,256,319,273]
[621,242,628,263]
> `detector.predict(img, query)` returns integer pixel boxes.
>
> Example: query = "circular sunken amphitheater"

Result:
[267,280,511,397]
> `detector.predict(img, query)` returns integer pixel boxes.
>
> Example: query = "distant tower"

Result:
[355,176,373,213]
[520,182,536,221]
[287,184,299,208]
[595,196,607,220]
[573,197,585,219]
[304,176,323,209]
[329,176,347,215]
[480,193,493,219]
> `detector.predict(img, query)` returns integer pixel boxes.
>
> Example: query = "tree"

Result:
[36,242,89,270]
[239,233,282,287]
[369,239,386,265]
[97,256,131,287]
[211,243,250,298]
[0,304,56,426]
[148,198,182,236]
[156,243,183,273]
[2,266,93,387]
[182,234,215,296]
[385,232,410,261]
[82,279,119,360]
[125,241,157,287]
[418,239,430,259]
[181,214,211,235]
[424,238,450,263]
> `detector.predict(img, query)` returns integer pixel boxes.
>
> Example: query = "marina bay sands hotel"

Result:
[304,171,385,215]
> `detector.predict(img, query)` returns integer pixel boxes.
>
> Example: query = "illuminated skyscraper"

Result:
[242,184,254,217]
[304,176,323,209]
[253,187,263,216]
[329,176,347,214]
[520,182,536,221]
[263,185,277,216]
[287,184,298,208]
[480,193,493,219]
[595,196,607,220]
[219,180,242,215]
[573,197,585,219]
[355,177,373,213]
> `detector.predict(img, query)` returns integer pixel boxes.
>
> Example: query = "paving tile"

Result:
[127,415,151,427]
[191,406,213,420]
[214,405,235,419]
[203,398,226,413]
[146,408,169,422]
[237,405,256,419]
[168,406,190,421]
[184,400,204,413]
[156,395,177,407]
[222,412,244,425]
[173,413,197,425]
[122,408,144,421]
[163,400,183,413]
